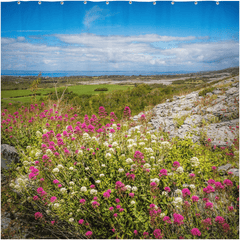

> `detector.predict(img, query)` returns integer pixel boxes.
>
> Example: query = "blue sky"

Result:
[1,1,239,73]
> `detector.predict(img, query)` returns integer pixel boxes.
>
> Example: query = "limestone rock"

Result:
[1,144,19,170]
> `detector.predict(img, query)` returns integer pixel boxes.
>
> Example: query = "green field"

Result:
[1,84,134,104]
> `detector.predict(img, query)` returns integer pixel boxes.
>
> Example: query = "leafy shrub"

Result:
[94,88,109,91]
[199,87,216,96]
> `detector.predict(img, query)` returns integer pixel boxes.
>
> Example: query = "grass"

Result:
[1,84,134,104]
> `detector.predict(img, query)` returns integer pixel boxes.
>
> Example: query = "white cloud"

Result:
[83,6,115,29]
[17,37,25,41]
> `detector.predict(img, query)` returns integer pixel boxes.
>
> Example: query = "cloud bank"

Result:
[1,34,239,72]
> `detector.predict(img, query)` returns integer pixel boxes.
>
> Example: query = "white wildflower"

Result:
[90,189,98,195]
[125,185,132,191]
[143,163,151,169]
[95,180,101,184]
[150,178,159,184]
[46,149,53,155]
[160,213,166,218]
[53,168,59,173]
[69,181,75,185]
[57,164,64,169]
[151,135,157,140]
[176,167,184,174]
[118,168,124,173]
[130,200,136,205]
[43,129,48,134]
[85,167,89,171]
[132,186,138,192]
[23,161,29,166]
[60,188,67,193]
[105,153,111,159]
[109,148,115,153]
[190,157,200,167]
[126,158,133,164]
[127,144,133,149]
[112,142,118,147]
[127,139,135,144]
[81,186,87,192]
[69,167,74,171]
[101,164,106,167]
[189,184,195,190]
[54,203,60,208]
[162,191,168,196]
[99,174,105,177]
[69,218,74,223]
[36,131,42,138]
[103,142,109,147]
[175,189,182,196]
[139,142,145,146]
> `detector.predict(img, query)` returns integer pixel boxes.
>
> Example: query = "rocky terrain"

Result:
[132,76,239,146]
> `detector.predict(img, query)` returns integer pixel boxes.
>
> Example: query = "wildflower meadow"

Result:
[1,100,239,239]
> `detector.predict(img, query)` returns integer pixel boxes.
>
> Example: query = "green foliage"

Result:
[198,87,216,96]
[94,88,108,91]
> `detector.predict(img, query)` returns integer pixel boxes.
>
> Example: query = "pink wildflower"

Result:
[115,198,120,203]
[85,231,93,237]
[50,196,57,202]
[173,161,180,167]
[205,202,213,209]
[113,213,118,218]
[191,228,201,236]
[189,173,195,178]
[134,230,138,235]
[182,188,191,198]
[129,193,134,198]
[53,179,59,184]
[79,199,86,205]
[34,212,43,220]
[163,216,171,224]
[202,218,212,227]
[228,206,234,211]
[109,207,114,211]
[207,179,216,185]
[78,219,84,224]
[159,169,168,176]
[33,196,39,201]
[173,213,184,225]
[215,216,225,224]
[223,179,233,187]
[153,229,163,239]
[191,195,199,202]
[164,187,171,192]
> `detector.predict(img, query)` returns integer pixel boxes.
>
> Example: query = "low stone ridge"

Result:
[133,77,239,148]
[1,144,19,170]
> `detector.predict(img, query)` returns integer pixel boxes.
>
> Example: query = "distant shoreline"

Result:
[1,67,238,78]
[1,70,200,78]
